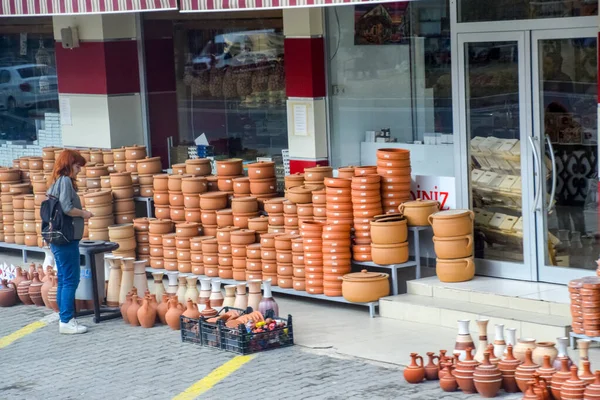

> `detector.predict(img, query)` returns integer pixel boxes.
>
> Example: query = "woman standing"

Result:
[47,149,93,334]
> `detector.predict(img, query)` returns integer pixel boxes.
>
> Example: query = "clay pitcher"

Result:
[47,276,58,312]
[424,352,440,380]
[40,271,53,308]
[182,299,200,319]
[157,293,170,324]
[37,265,46,282]
[127,294,141,326]
[403,353,425,384]
[11,266,24,288]
[165,298,183,330]
[0,279,17,307]
[28,272,44,306]
[17,272,33,305]
[439,363,457,392]
[120,292,133,324]
[532,373,551,400]
[137,297,156,329]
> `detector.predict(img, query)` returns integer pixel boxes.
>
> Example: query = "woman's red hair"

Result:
[50,149,86,189]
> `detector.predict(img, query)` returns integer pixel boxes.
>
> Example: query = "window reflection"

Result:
[459,0,597,22]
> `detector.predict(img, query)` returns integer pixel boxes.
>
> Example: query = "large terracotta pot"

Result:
[436,257,475,282]
[247,161,275,179]
[371,242,408,265]
[148,219,173,234]
[370,215,407,244]
[429,209,474,237]
[399,199,440,226]
[181,176,207,194]
[185,158,211,176]
[136,157,162,175]
[341,270,389,303]
[231,197,258,214]
[304,166,333,182]
[216,158,243,176]
[433,235,473,259]
[108,223,135,240]
[285,173,304,189]
[249,177,276,195]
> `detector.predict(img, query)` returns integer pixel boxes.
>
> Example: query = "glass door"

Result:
[458,32,538,280]
[532,28,599,283]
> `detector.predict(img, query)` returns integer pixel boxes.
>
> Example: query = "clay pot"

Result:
[404,353,425,384]
[247,161,275,179]
[200,192,228,210]
[127,294,141,326]
[304,166,333,182]
[370,215,407,244]
[532,342,558,366]
[454,348,478,393]
[249,177,277,195]
[181,176,208,194]
[498,344,521,393]
[125,145,147,160]
[287,185,318,204]
[433,235,473,259]
[552,358,572,400]
[231,197,258,214]
[185,158,211,176]
[153,174,169,191]
[216,226,240,244]
[429,209,474,237]
[216,158,243,176]
[561,366,586,399]
[377,148,410,160]
[473,352,502,398]
[182,299,200,319]
[218,176,238,192]
[108,223,135,240]
[83,190,112,206]
[285,173,304,189]
[516,349,540,392]
[514,338,537,362]
[248,215,269,232]
[399,199,440,226]
[0,280,17,307]
[232,177,250,194]
[175,222,199,238]
[584,371,600,399]
[165,298,183,330]
[341,270,389,303]
[230,229,256,245]
[436,257,475,283]
[109,172,133,187]
[371,242,408,265]
[148,219,173,234]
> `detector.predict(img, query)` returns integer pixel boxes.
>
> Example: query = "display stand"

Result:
[134,197,154,218]
[0,241,47,263]
[569,332,600,349]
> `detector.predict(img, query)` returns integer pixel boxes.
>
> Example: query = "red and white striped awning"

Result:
[182,0,411,11]
[0,0,177,16]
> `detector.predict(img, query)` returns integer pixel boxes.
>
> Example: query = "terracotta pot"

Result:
[233,177,250,194]
[377,148,410,160]
[561,366,586,400]
[247,161,275,179]
[376,158,411,169]
[206,176,218,191]
[86,165,109,178]
[113,199,135,213]
[403,353,425,384]
[230,229,256,245]
[181,176,207,194]
[185,208,202,223]
[285,173,304,189]
[175,222,200,238]
[370,215,407,244]
[125,145,147,161]
[136,157,162,175]
[498,344,521,393]
[429,209,474,237]
[153,174,169,191]
[473,352,503,398]
[201,238,218,254]
[231,197,258,214]
[139,186,153,197]
[399,199,440,226]
[148,219,173,234]
[249,177,277,195]
[304,166,333,182]
[153,190,169,206]
[261,248,277,260]
[268,214,284,226]
[248,215,269,232]
[216,209,234,228]
[201,210,217,225]
[200,192,228,210]
[167,174,186,192]
[532,342,558,366]
[233,211,258,228]
[218,176,238,192]
[87,203,113,216]
[288,185,322,204]
[371,242,408,265]
[341,270,389,302]
[260,233,281,248]
[264,197,286,213]
[324,177,352,188]
[552,358,572,399]
[112,186,134,199]
[170,206,185,221]
[185,158,211,176]
[138,174,154,186]
[436,257,475,283]
[515,349,540,392]
[433,235,473,259]
[216,158,243,176]
[216,226,240,243]
[88,215,114,230]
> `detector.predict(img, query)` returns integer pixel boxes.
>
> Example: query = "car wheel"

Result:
[7,97,16,113]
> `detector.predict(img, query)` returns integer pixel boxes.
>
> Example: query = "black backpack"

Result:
[41,194,74,245]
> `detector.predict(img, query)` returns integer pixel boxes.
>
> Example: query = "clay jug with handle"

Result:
[127,294,141,326]
[404,353,425,384]
[165,298,183,330]
[137,296,156,328]
[424,352,440,380]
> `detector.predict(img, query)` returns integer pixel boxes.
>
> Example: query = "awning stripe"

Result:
[182,0,413,11]
[0,0,177,15]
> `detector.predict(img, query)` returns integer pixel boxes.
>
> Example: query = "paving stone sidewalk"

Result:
[0,305,521,400]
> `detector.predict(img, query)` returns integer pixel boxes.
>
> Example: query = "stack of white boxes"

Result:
[0,113,62,167]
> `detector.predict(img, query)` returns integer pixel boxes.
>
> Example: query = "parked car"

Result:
[0,63,58,111]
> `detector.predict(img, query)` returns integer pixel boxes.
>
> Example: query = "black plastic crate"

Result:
[181,306,251,347]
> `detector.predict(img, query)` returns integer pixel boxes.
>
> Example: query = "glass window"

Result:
[326,0,452,167]
[459,0,597,23]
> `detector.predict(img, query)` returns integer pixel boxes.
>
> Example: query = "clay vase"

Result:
[176,276,187,304]
[505,327,517,355]
[583,371,600,399]
[127,294,141,326]
[165,298,183,330]
[17,272,33,305]
[579,359,594,386]
[149,295,158,318]
[137,297,156,328]
[553,337,573,371]
[200,299,218,318]
[474,319,489,362]
[233,283,248,309]
[106,256,122,307]
[209,279,224,307]
[28,272,44,306]
[37,266,45,282]
[498,344,522,393]
[487,343,500,365]
[132,260,148,295]
[493,324,506,359]
[532,342,558,366]
[184,276,199,303]
[40,271,53,308]
[514,338,537,363]
[403,353,425,384]
[537,355,557,383]
[258,279,279,317]
[119,258,135,305]
[11,267,24,288]
[439,363,457,392]
[222,285,236,308]
[199,278,212,304]
[578,340,591,372]
[152,272,165,303]
[157,293,170,324]
[120,292,133,323]
[532,372,552,400]
[247,280,262,312]
[516,348,541,392]
[424,352,440,381]
[182,299,200,319]
[455,319,475,361]
[47,276,58,312]
[473,352,502,398]
[166,272,179,295]
[561,365,586,399]
[523,385,540,400]
[454,347,479,394]
[0,280,17,307]
[552,358,573,400]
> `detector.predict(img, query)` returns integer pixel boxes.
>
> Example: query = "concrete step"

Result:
[379,294,571,342]
[407,276,570,318]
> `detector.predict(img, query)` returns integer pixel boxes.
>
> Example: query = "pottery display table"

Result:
[134,196,154,218]
[0,241,47,263]
[569,331,600,348]
[76,240,120,323]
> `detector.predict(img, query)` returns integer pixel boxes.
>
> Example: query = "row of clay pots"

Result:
[300,220,325,295]
[321,223,351,297]
[569,279,584,335]
[324,177,353,229]
[247,161,278,196]
[351,173,383,262]
[133,217,150,265]
[274,234,298,289]
[368,213,409,265]
[375,149,411,214]
[259,233,277,284]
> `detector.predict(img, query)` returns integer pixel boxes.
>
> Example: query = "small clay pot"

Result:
[287,185,319,204]
[436,257,475,283]
[304,166,333,182]
[285,173,304,189]
[185,158,211,176]
[248,215,269,232]
[153,174,169,191]
[429,210,474,237]
[231,197,258,214]
[153,190,169,205]
[233,177,250,194]
[148,219,173,234]
[216,209,234,228]
[201,210,217,226]
[399,199,440,226]
[230,229,256,245]
[217,176,237,192]
[181,176,208,194]
[433,235,473,259]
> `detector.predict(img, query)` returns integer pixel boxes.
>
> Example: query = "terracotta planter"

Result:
[399,199,440,226]
[216,158,243,176]
[136,157,162,175]
[181,176,207,194]
[429,209,475,237]
[371,242,409,265]
[200,192,228,210]
[153,174,169,191]
[185,158,211,176]
[247,161,275,179]
[436,257,475,283]
[249,177,277,195]
[341,270,389,303]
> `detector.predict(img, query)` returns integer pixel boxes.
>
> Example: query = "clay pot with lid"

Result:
[148,219,173,234]
[429,209,474,237]
[436,256,474,282]
[473,352,502,398]
[433,235,473,259]
[370,214,407,244]
[249,177,276,195]
[185,158,211,176]
[247,161,275,179]
[233,177,250,194]
[181,176,207,194]
[136,157,162,175]
[216,209,233,228]
[216,158,243,176]
[175,222,200,238]
[125,145,147,160]
[399,199,440,226]
[371,242,408,265]
[340,270,389,303]
[230,229,256,245]
[200,192,228,210]
[153,174,169,191]
[231,197,258,214]
[248,215,269,232]
[285,173,304,189]
[287,185,320,204]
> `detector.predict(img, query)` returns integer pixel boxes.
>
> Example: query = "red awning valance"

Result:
[0,0,177,16]
[181,0,412,12]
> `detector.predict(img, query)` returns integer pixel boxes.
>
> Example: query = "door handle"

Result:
[528,136,542,213]
[545,135,557,214]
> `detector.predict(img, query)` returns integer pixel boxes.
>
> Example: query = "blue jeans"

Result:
[51,240,80,323]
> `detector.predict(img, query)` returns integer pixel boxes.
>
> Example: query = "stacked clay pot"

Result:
[248,215,268,243]
[18,157,30,184]
[215,158,242,197]
[370,213,409,265]
[264,197,286,234]
[153,174,169,219]
[1,192,14,243]
[148,219,174,270]
[325,177,353,228]
[291,236,305,291]
[312,188,327,223]
[111,172,136,224]
[168,174,186,223]
[215,226,235,279]
[200,192,228,236]
[300,220,326,295]
[124,145,146,174]
[233,176,250,197]
[248,161,277,198]
[30,173,47,246]
[0,168,21,196]
[231,197,259,229]
[284,173,304,193]
[275,234,297,289]
[202,237,218,277]
[185,158,212,177]
[189,236,207,275]
[245,242,263,281]
[231,229,256,280]
[171,163,186,175]
[376,149,412,214]
[137,157,162,197]
[429,209,475,283]
[108,223,136,259]
[569,278,583,334]
[182,176,207,224]
[12,194,25,245]
[133,218,150,265]
[351,174,383,261]
[231,237,249,281]
[322,223,351,297]
[304,166,333,187]
[85,164,109,191]
[175,222,200,274]
[85,190,114,241]
[261,233,279,285]
[283,200,299,235]
[22,194,37,247]
[580,276,600,337]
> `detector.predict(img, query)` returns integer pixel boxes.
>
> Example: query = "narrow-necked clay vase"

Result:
[551,358,573,400]
[182,299,200,319]
[424,352,440,380]
[561,365,585,399]
[438,350,449,379]
[137,297,156,328]
[454,347,478,394]
[200,300,218,319]
[473,352,502,398]
[17,272,33,305]
[157,293,170,324]
[516,348,541,392]
[47,276,58,312]
[536,355,556,383]
[474,319,489,362]
[583,371,600,399]
[40,271,53,308]
[404,353,425,384]
[121,292,133,323]
[165,298,183,330]
[439,363,457,392]
[486,343,500,365]
[0,280,17,307]
[553,337,573,371]
[498,344,521,393]
[580,359,594,386]
[455,319,475,361]
[11,266,24,288]
[127,294,141,326]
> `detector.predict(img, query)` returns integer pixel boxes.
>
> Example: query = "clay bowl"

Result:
[233,177,250,194]
[376,158,411,169]
[216,209,234,228]
[352,166,376,176]
[185,158,211,176]
[250,177,277,195]
[216,158,243,177]
[200,192,228,210]
[260,233,281,248]
[247,161,275,179]
[377,166,412,177]
[325,195,352,205]
[326,202,353,212]
[248,215,269,232]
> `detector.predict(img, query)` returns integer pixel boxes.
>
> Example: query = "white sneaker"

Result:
[59,319,88,335]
